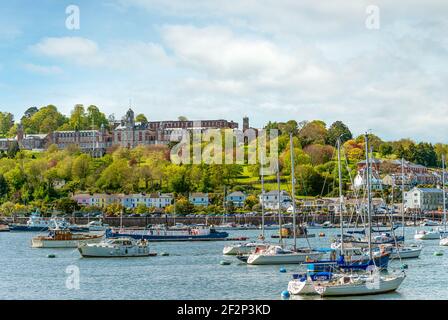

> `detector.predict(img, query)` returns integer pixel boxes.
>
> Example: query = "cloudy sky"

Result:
[0,0,447,142]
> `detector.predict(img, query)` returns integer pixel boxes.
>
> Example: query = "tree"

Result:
[244,194,258,210]
[303,144,335,165]
[21,105,68,133]
[174,197,195,214]
[136,114,148,124]
[55,197,80,214]
[7,141,19,159]
[298,120,327,147]
[23,107,39,119]
[326,121,352,146]
[178,116,188,121]
[0,112,14,136]
[0,174,8,198]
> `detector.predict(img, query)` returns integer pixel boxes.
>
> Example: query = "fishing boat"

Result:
[9,210,59,232]
[78,237,155,257]
[106,225,228,242]
[31,229,103,248]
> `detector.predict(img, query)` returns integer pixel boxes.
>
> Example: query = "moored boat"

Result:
[106,225,228,242]
[314,272,405,296]
[31,229,103,248]
[223,242,269,255]
[78,237,155,257]
[245,245,323,265]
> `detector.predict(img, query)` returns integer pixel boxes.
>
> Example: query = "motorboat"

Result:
[31,229,103,248]
[78,237,155,257]
[223,242,269,255]
[414,229,448,240]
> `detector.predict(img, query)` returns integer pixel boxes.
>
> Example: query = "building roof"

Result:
[190,192,208,197]
[413,187,443,193]
[227,191,246,197]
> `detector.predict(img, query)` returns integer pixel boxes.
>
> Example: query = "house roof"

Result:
[227,191,246,197]
[190,192,208,197]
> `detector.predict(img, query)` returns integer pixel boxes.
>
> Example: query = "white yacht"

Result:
[223,242,269,255]
[313,272,406,296]
[414,229,448,240]
[246,245,323,265]
[78,237,155,257]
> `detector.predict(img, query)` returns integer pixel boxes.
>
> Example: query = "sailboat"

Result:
[415,155,448,241]
[244,134,323,265]
[383,158,422,258]
[439,155,448,246]
[223,157,270,256]
[311,133,405,296]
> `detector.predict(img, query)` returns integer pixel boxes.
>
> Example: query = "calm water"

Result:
[1,227,447,300]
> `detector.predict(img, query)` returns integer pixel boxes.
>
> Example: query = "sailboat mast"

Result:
[442,154,446,232]
[401,158,405,238]
[261,163,265,239]
[277,160,283,248]
[337,137,344,255]
[364,133,373,260]
[289,133,297,251]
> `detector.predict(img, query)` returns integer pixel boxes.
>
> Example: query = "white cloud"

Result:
[31,37,101,66]
[23,63,63,75]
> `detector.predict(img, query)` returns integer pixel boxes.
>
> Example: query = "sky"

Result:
[0,0,447,142]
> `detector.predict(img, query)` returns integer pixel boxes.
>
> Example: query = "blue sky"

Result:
[1,0,448,142]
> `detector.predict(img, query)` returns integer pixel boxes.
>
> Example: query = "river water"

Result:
[0,226,446,300]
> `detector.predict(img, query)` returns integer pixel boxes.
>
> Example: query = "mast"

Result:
[364,133,373,260]
[337,137,344,255]
[277,160,283,248]
[261,162,265,239]
[290,133,297,251]
[401,158,405,238]
[443,154,446,232]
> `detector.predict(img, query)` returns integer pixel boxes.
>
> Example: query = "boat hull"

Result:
[247,252,323,265]
[414,231,448,240]
[32,236,103,248]
[78,245,154,257]
[315,274,405,297]
[389,247,422,259]
[106,229,229,242]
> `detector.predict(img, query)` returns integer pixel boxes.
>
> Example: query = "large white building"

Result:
[403,187,446,212]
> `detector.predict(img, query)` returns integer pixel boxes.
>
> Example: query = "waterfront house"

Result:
[189,192,209,206]
[225,191,247,207]
[403,187,447,212]
[73,192,174,209]
[259,190,292,210]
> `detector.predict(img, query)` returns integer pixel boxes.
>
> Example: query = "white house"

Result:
[403,187,446,212]
[259,190,292,210]
[72,193,173,209]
